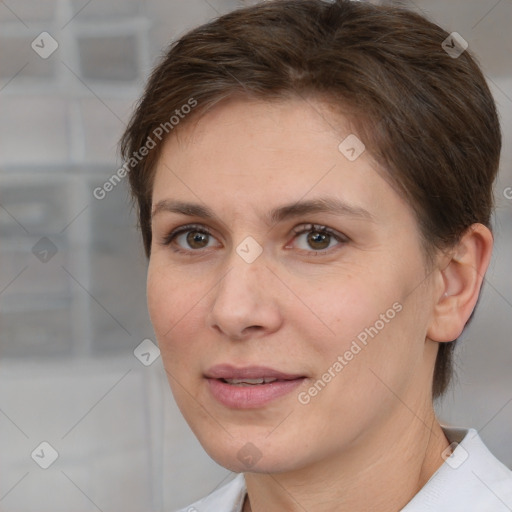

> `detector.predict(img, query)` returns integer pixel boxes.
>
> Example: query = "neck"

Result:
[243,408,449,512]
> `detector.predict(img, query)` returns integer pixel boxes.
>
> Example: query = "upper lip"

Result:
[205,364,304,380]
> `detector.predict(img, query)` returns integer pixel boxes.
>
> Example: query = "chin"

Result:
[193,429,307,474]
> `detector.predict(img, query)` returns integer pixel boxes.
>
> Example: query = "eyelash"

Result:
[160,223,213,252]
[160,223,348,256]
[290,224,349,254]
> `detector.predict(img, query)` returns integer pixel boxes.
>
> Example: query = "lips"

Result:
[205,364,304,381]
[204,364,306,408]
[222,377,279,385]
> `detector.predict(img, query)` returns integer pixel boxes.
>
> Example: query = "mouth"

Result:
[204,364,306,408]
[220,377,281,386]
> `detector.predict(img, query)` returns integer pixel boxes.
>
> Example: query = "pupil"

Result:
[187,231,208,248]
[308,231,329,250]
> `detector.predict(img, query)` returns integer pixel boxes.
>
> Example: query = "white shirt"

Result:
[175,427,512,511]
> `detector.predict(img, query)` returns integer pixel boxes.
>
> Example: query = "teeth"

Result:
[223,377,278,385]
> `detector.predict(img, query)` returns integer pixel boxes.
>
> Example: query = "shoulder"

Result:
[402,427,512,511]
[174,474,246,512]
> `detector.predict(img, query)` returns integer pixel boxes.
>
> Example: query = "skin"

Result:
[147,97,493,512]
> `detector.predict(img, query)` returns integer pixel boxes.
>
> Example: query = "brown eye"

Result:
[307,230,331,250]
[290,224,348,253]
[186,231,210,249]
[161,224,219,252]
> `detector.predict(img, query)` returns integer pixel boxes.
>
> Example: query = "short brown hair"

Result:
[120,0,501,398]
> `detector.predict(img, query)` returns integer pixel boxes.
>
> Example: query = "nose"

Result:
[207,252,283,341]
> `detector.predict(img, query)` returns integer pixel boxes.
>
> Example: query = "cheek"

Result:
[313,272,429,407]
[146,261,204,356]
[303,271,395,353]
[302,268,418,387]
[147,262,173,334]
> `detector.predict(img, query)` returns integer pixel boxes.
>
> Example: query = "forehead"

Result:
[151,97,408,224]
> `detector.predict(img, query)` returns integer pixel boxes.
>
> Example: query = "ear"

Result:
[427,223,493,342]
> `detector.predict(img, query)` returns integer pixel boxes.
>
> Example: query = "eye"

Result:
[288,224,348,253]
[161,224,220,252]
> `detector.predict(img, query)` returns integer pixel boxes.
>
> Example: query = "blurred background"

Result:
[0,0,510,510]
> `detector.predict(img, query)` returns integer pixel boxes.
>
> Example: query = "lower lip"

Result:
[206,378,305,409]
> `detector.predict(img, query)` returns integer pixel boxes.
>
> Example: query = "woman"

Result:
[120,0,512,510]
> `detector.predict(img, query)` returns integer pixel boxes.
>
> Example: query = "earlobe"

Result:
[427,224,493,343]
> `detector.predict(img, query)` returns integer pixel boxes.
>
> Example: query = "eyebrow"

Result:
[151,197,375,225]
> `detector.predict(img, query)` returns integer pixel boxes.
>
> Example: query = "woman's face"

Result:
[147,97,440,473]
